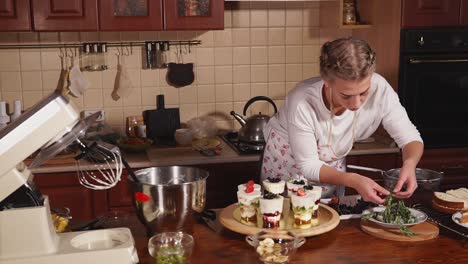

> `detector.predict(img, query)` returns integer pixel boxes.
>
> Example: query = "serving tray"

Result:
[219,199,340,237]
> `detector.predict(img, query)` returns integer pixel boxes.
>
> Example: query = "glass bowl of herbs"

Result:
[148,232,194,264]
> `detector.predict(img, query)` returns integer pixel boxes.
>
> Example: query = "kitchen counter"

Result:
[30,136,399,174]
[125,214,467,264]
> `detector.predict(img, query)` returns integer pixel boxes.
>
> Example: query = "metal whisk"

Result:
[74,140,123,190]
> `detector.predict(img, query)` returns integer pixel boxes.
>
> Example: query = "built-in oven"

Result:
[399,28,468,149]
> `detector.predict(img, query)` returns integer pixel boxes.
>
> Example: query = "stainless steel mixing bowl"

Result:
[382,168,443,192]
[128,166,208,236]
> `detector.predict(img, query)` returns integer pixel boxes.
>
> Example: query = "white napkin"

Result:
[112,56,134,101]
[68,60,90,97]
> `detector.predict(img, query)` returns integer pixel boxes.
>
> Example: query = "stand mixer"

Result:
[0,91,138,264]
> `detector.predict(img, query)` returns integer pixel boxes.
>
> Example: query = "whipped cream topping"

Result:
[259,195,284,214]
[237,183,261,192]
[290,192,316,210]
[262,179,286,195]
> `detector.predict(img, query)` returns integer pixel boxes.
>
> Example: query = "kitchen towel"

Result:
[112,56,134,101]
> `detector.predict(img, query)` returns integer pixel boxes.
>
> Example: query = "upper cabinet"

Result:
[0,0,32,31]
[0,0,223,32]
[402,0,465,28]
[32,0,98,31]
[461,0,468,25]
[99,0,163,31]
[164,0,224,30]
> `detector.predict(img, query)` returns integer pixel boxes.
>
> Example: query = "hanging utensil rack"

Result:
[0,40,201,50]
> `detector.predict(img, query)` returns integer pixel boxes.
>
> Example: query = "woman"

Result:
[261,38,423,204]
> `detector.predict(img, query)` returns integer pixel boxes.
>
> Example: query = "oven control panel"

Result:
[401,28,468,53]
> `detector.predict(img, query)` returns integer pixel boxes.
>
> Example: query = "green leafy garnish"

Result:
[362,195,416,237]
[155,246,186,264]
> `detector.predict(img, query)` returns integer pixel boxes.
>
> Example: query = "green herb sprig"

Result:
[362,194,416,237]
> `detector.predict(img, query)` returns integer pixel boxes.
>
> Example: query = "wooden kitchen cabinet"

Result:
[405,148,468,190]
[99,0,163,31]
[401,0,463,28]
[34,171,107,221]
[100,0,223,31]
[461,0,468,25]
[164,0,224,30]
[4,0,223,32]
[107,170,133,208]
[31,0,99,31]
[0,0,31,31]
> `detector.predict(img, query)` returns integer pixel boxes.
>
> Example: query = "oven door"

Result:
[399,53,468,149]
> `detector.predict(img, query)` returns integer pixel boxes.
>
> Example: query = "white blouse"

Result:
[263,73,423,182]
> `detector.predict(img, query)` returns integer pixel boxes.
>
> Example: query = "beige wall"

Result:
[0,1,352,134]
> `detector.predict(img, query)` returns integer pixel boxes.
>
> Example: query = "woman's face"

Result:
[326,76,371,112]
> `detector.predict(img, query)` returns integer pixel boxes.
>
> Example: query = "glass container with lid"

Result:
[343,0,356,25]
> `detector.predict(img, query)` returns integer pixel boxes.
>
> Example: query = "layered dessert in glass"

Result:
[290,188,320,229]
[237,181,261,226]
[259,193,284,228]
[303,185,322,225]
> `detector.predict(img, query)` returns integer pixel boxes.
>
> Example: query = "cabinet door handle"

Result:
[441,165,465,171]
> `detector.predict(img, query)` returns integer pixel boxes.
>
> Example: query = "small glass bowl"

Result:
[246,231,305,264]
[148,232,194,264]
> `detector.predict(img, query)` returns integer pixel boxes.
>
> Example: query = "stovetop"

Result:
[221,132,264,155]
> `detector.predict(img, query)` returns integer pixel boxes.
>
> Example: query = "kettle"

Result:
[230,96,278,144]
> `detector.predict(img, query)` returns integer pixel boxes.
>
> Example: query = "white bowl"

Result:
[175,129,193,146]
[362,206,428,229]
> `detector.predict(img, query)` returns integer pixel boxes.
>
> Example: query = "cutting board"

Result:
[361,220,439,242]
[143,94,180,147]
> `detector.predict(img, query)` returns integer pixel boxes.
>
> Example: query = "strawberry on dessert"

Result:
[286,177,307,197]
[259,193,284,228]
[237,180,261,192]
[237,184,261,226]
[262,177,286,195]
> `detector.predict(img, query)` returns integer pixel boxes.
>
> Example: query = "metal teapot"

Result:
[230,96,278,144]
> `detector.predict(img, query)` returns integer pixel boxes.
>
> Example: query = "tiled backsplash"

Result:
[0,2,350,134]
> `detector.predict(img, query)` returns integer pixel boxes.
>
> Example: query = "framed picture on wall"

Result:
[165,0,223,30]
[99,0,163,30]
[177,0,210,17]
[114,0,149,16]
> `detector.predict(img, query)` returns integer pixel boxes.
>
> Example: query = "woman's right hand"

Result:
[349,173,390,204]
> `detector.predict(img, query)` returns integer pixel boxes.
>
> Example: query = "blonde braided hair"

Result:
[319,37,376,82]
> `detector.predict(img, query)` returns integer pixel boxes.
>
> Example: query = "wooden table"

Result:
[125,215,467,264]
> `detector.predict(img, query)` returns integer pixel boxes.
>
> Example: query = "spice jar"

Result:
[343,1,356,25]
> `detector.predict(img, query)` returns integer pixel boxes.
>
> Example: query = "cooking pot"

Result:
[128,166,208,236]
[230,96,278,144]
[347,165,444,192]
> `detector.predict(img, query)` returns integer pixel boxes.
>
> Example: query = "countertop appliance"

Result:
[0,91,138,264]
[221,131,264,155]
[399,28,468,148]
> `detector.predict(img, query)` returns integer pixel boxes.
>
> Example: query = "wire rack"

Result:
[412,204,467,240]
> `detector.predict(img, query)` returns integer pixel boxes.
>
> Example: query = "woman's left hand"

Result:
[393,164,417,198]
